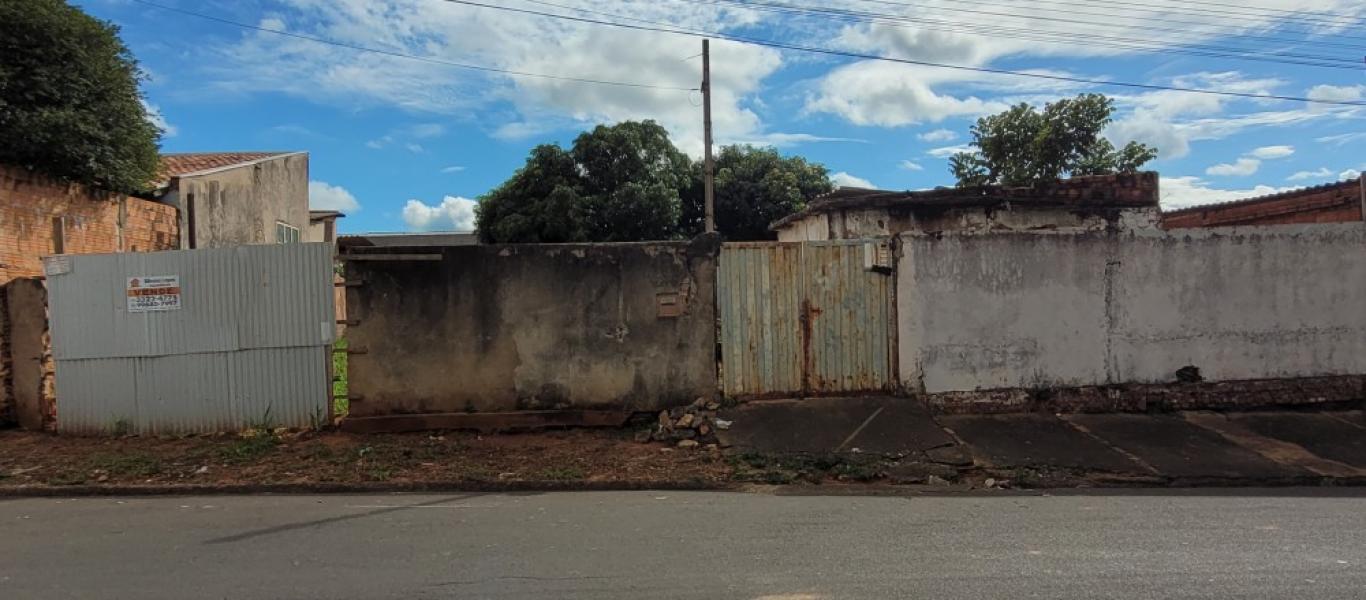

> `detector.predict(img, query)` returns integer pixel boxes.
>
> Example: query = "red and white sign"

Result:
[126,275,181,312]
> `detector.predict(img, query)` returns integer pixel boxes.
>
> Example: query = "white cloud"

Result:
[1160,176,1291,210]
[1287,168,1333,181]
[409,123,445,138]
[1248,145,1294,160]
[917,129,958,142]
[1107,73,1292,159]
[830,171,875,189]
[1342,169,1362,180]
[804,62,1007,127]
[309,181,360,212]
[141,100,177,137]
[441,165,466,173]
[208,2,779,154]
[725,133,865,147]
[927,144,973,158]
[365,135,393,149]
[899,160,924,171]
[403,196,478,231]
[1317,132,1366,146]
[1205,158,1260,177]
[1307,84,1365,103]
[404,143,425,154]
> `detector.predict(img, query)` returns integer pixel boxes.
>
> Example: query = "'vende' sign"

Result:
[126,275,182,312]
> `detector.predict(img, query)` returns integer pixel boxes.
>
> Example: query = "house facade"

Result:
[772,172,1162,242]
[154,152,310,248]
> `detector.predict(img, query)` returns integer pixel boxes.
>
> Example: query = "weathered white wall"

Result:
[899,223,1366,393]
[776,213,830,242]
[176,154,309,248]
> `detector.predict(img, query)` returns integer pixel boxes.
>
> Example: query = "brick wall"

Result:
[0,165,179,284]
[1163,177,1364,229]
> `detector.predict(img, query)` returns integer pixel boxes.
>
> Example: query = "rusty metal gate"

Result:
[718,240,895,398]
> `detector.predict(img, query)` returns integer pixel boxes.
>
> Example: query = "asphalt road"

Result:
[3,489,1365,599]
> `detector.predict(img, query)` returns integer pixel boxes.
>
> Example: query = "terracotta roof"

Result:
[1161,177,1362,216]
[158,152,295,180]
[771,171,1160,230]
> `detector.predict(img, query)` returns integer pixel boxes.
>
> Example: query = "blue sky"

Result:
[82,0,1366,234]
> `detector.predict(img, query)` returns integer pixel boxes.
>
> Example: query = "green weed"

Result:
[88,453,164,477]
[217,434,280,464]
[332,338,349,417]
[536,466,585,480]
[110,418,133,437]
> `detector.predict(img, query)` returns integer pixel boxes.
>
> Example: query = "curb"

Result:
[0,479,739,498]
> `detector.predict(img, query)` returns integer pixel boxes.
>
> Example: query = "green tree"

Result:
[476,121,835,242]
[949,93,1156,187]
[0,0,162,193]
[476,120,691,243]
[572,120,691,242]
[681,146,832,240]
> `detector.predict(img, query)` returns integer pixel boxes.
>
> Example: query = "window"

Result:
[276,221,301,244]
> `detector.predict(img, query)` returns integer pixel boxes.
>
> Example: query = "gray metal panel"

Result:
[50,358,139,435]
[48,243,334,434]
[46,243,335,361]
[55,348,327,435]
[227,347,328,431]
[133,353,232,434]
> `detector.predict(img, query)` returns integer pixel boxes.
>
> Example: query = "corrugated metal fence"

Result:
[44,244,335,434]
[718,240,895,399]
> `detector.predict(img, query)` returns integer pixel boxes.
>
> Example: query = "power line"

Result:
[687,0,1366,68]
[442,0,1366,106]
[1048,0,1366,27]
[816,0,1366,50]
[125,0,697,91]
[852,0,1366,32]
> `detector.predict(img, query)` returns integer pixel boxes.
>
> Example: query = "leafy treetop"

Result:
[949,93,1156,187]
[0,0,162,193]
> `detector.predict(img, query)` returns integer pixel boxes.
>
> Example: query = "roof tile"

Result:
[158,152,290,180]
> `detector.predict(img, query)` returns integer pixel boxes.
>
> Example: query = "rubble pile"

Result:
[636,398,733,449]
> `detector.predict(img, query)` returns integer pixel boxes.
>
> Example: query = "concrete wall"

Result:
[899,224,1366,393]
[0,279,51,429]
[0,165,179,284]
[344,237,720,416]
[176,153,309,248]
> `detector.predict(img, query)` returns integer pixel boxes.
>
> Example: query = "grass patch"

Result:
[216,434,280,464]
[88,453,164,478]
[48,471,88,486]
[536,466,585,480]
[332,338,349,417]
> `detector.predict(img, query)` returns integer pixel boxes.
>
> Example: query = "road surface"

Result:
[3,489,1364,599]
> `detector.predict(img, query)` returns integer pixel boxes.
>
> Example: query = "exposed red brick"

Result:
[1163,178,1364,229]
[0,165,179,285]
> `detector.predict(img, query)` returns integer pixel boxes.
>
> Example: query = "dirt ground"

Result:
[0,427,735,490]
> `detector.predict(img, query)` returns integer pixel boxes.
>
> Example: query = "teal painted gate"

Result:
[718,240,895,399]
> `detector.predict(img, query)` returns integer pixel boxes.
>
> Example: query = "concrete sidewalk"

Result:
[717,397,1366,485]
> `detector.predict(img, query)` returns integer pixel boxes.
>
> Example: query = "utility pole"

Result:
[702,39,715,234]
